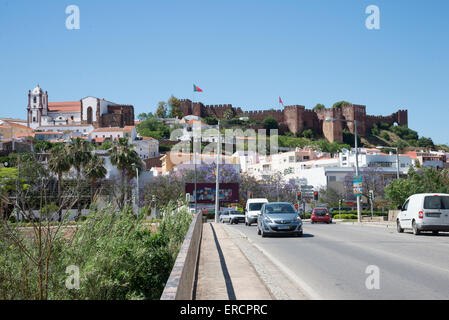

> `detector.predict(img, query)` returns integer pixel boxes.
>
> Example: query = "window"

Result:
[424,196,449,210]
[402,200,409,211]
[303,156,310,160]
[328,176,337,182]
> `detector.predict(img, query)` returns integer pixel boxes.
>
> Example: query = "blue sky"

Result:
[0,0,448,144]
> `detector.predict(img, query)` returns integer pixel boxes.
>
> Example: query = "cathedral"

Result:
[26,85,134,130]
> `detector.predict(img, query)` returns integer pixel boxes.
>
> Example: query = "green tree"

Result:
[136,118,170,139]
[156,101,168,118]
[168,96,183,119]
[313,104,325,111]
[109,138,144,209]
[262,117,279,131]
[385,167,449,208]
[417,137,434,149]
[137,112,154,121]
[332,101,351,109]
[302,129,314,139]
[67,138,92,219]
[83,154,107,204]
[48,144,71,220]
[34,140,52,153]
[223,109,234,120]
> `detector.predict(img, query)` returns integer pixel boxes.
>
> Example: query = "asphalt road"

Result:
[229,221,449,299]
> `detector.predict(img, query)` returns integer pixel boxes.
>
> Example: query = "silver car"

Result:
[257,202,303,237]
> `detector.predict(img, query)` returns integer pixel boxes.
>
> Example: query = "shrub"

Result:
[381,131,390,141]
[333,214,358,220]
[0,203,193,300]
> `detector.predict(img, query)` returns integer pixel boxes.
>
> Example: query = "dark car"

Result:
[311,207,332,224]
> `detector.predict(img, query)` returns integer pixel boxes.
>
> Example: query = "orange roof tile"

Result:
[92,127,125,133]
[48,101,81,112]
[35,131,62,135]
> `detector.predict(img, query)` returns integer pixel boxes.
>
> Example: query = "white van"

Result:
[397,193,449,235]
[245,198,269,226]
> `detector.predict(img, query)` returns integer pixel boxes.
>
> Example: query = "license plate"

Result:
[426,213,440,217]
[278,225,290,230]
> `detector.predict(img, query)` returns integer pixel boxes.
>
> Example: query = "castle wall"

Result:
[178,99,408,143]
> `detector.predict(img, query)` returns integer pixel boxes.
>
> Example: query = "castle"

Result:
[26,85,134,130]
[179,99,408,143]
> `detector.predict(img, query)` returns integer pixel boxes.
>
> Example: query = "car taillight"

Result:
[418,211,424,219]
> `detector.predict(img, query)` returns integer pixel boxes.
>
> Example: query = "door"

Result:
[423,195,449,226]
[400,199,411,228]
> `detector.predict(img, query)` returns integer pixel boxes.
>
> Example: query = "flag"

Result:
[279,97,283,105]
[193,84,203,92]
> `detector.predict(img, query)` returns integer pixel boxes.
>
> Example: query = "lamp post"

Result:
[132,163,139,214]
[215,117,249,223]
[376,146,400,179]
[325,117,361,223]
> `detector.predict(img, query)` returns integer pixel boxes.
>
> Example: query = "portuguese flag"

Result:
[193,84,203,92]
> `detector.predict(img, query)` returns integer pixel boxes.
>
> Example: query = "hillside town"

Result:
[1,86,448,210]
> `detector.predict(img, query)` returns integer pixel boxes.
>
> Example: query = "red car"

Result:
[311,208,332,224]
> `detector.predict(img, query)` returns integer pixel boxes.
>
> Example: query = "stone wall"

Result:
[179,99,408,143]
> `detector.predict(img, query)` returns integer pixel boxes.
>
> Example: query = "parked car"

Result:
[245,198,269,226]
[311,207,332,224]
[397,193,449,235]
[228,210,246,224]
[257,202,303,237]
[219,210,231,224]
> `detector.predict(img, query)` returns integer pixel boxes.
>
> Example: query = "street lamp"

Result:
[215,117,248,223]
[132,163,139,214]
[376,146,400,179]
[325,117,362,223]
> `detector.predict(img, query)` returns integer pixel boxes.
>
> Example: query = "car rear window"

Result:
[249,203,264,211]
[423,196,449,210]
[265,203,296,214]
[314,209,328,215]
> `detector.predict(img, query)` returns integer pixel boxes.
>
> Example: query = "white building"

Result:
[247,148,413,193]
[26,85,135,133]
[133,137,159,160]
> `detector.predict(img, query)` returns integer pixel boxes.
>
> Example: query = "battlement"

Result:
[177,98,408,143]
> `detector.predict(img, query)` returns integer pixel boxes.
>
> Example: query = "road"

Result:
[227,222,449,299]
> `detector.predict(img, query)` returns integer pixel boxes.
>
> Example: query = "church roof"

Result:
[48,101,81,112]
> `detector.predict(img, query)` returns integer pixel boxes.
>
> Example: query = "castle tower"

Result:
[27,85,48,129]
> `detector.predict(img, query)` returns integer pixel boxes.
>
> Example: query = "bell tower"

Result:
[27,85,48,129]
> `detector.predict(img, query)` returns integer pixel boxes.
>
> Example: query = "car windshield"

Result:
[314,209,327,216]
[264,203,296,214]
[249,203,264,211]
[424,196,449,210]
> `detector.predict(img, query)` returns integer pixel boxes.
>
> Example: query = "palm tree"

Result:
[67,138,92,219]
[48,144,71,220]
[83,154,107,204]
[109,138,143,209]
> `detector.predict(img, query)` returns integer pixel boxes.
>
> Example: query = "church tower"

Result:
[27,85,48,129]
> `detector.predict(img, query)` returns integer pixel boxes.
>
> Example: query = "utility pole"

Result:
[354,120,362,223]
[215,120,221,223]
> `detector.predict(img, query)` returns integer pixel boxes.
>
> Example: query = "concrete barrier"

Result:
[361,216,388,222]
[388,210,400,222]
[160,211,203,300]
